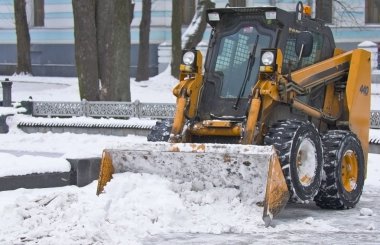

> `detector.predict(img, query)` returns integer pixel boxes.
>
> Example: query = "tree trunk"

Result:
[97,0,133,101]
[183,0,215,50]
[171,0,183,79]
[228,0,246,7]
[34,0,44,26]
[315,0,332,23]
[73,0,133,101]
[376,0,380,9]
[107,0,132,101]
[136,0,152,82]
[72,0,99,100]
[182,0,195,25]
[14,0,32,75]
[96,0,114,100]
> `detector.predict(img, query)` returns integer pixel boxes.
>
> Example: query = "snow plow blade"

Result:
[96,142,289,226]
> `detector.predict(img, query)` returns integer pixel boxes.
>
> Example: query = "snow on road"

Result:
[0,74,379,244]
[0,154,379,244]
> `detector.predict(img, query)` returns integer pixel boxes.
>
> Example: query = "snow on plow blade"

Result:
[96,142,289,226]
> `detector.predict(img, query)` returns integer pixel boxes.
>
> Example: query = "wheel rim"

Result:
[341,150,359,192]
[296,138,317,186]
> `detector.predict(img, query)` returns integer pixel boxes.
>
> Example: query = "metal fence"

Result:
[371,110,380,129]
[25,100,380,128]
[30,100,176,119]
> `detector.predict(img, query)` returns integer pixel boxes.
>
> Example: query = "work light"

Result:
[261,51,275,66]
[260,49,277,73]
[183,51,196,65]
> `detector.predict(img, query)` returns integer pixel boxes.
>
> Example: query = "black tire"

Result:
[314,130,365,209]
[264,120,323,201]
[147,119,173,142]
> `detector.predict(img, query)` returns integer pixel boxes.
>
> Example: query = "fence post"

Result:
[81,99,88,117]
[133,100,141,118]
[1,78,13,107]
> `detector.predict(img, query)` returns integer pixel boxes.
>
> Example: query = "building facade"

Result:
[0,0,379,77]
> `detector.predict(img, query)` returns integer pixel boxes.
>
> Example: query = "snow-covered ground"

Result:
[0,72,380,244]
[0,68,177,103]
[372,83,380,111]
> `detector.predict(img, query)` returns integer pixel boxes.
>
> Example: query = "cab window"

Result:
[283,31,323,72]
[213,25,271,98]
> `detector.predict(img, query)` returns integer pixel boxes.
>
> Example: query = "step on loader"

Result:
[97,2,371,226]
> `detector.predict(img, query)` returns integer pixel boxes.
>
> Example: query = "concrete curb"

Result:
[67,157,101,187]
[370,143,380,154]
[18,125,151,137]
[0,114,11,133]
[0,157,101,192]
[0,172,71,191]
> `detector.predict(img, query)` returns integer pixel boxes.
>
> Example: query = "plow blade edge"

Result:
[96,142,289,226]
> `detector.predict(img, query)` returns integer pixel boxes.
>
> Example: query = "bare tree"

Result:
[182,0,215,50]
[72,0,99,100]
[34,0,45,26]
[136,0,152,82]
[315,0,361,26]
[100,0,132,101]
[14,0,32,74]
[376,0,380,8]
[315,0,333,23]
[270,0,361,26]
[171,0,183,79]
[72,0,134,101]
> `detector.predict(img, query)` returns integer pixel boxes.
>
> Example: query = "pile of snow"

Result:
[360,208,374,216]
[1,116,147,159]
[0,172,340,244]
[0,106,25,116]
[0,153,70,177]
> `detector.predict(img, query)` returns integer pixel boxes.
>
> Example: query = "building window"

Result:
[366,0,380,24]
[34,0,44,26]
[315,0,332,24]
[182,0,195,25]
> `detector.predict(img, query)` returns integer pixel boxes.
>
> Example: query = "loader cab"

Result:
[197,6,335,121]
[198,7,278,120]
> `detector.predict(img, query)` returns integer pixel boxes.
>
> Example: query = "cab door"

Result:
[197,22,273,120]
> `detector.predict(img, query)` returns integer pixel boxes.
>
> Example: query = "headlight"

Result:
[261,51,275,65]
[183,51,195,65]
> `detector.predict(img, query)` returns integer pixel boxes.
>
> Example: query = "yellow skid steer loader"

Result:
[97,2,371,226]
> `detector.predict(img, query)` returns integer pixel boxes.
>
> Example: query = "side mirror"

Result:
[295,1,304,21]
[295,31,313,58]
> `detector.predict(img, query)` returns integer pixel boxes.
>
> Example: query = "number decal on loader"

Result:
[360,85,369,95]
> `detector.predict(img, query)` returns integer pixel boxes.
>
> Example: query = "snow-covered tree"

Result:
[182,0,215,50]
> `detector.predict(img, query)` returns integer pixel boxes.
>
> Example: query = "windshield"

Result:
[212,25,271,98]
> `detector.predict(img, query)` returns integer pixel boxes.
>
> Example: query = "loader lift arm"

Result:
[277,49,371,161]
